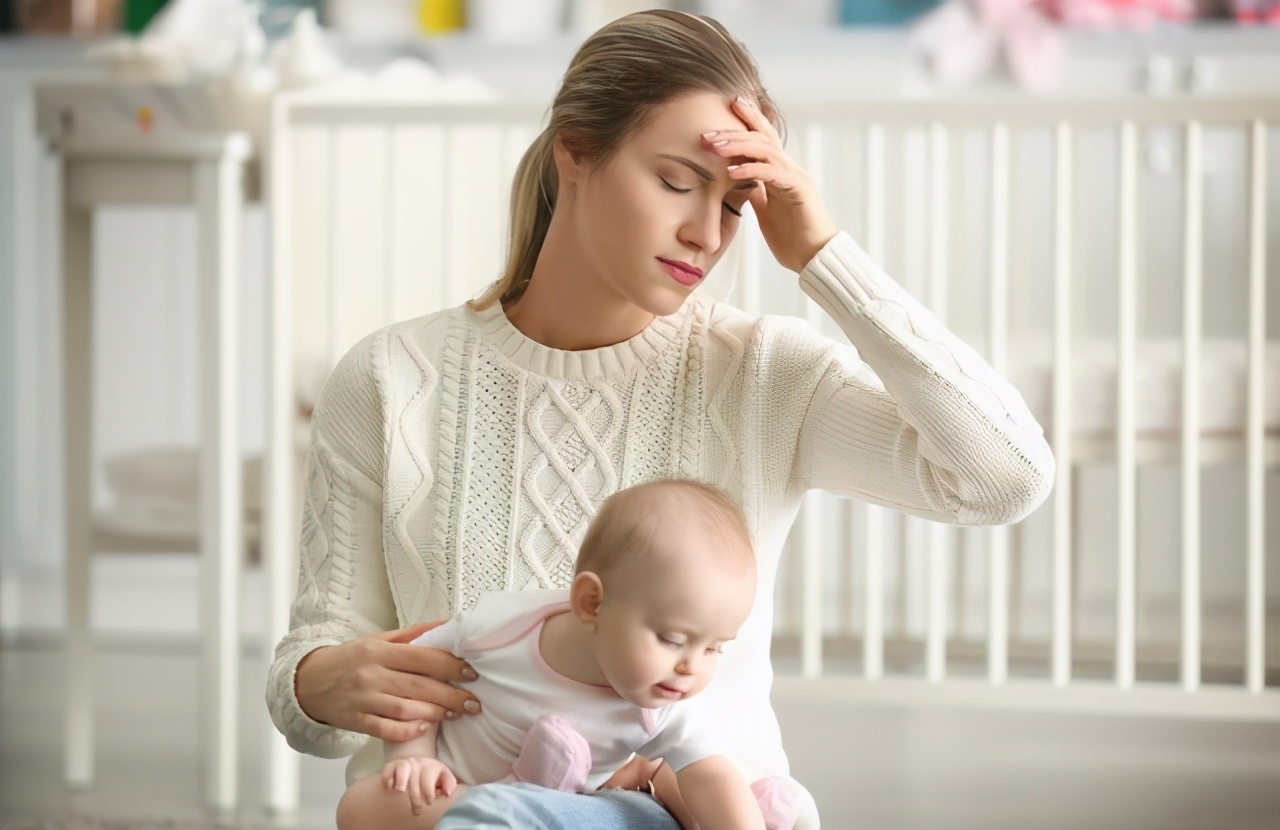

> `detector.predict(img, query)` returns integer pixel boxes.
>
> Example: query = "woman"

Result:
[267,10,1055,830]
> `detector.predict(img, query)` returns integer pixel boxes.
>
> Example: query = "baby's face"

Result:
[590,528,756,709]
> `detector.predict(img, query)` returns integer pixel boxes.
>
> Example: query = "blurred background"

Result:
[1,2,1279,829]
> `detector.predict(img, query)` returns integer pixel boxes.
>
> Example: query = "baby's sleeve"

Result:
[635,705,722,774]
[409,616,464,652]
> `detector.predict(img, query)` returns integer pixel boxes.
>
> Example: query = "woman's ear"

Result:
[570,571,605,623]
[552,133,586,185]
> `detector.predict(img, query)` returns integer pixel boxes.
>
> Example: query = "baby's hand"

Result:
[382,757,458,816]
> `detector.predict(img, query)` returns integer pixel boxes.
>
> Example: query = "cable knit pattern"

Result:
[267,231,1056,773]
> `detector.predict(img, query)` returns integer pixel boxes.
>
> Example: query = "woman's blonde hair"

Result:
[469,10,784,311]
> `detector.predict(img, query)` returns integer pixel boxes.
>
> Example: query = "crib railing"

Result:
[263,92,1280,812]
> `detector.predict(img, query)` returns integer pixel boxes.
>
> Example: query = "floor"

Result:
[2,640,1278,830]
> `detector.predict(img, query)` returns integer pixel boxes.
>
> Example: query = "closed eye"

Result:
[659,176,691,194]
[660,176,744,218]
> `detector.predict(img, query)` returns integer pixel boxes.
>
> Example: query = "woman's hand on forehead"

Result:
[700,96,838,272]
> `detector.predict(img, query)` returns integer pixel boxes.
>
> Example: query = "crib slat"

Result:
[1116,121,1139,690]
[1246,119,1268,694]
[988,122,1010,685]
[928,124,950,326]
[1052,122,1075,688]
[1181,121,1204,691]
[444,124,506,307]
[862,124,887,681]
[264,104,305,815]
[799,125,828,679]
[331,126,391,361]
[389,126,446,318]
[926,123,951,683]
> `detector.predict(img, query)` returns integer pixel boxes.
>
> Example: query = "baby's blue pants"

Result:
[436,781,679,830]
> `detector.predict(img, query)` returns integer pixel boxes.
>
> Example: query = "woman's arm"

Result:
[704,94,1052,524]
[267,336,479,757]
[792,231,1055,524]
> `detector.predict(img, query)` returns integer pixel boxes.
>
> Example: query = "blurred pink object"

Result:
[1232,0,1280,23]
[1044,0,1198,27]
[912,0,1065,91]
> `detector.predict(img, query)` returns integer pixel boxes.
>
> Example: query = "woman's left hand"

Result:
[702,96,839,273]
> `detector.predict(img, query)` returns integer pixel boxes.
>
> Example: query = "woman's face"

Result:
[560,90,758,318]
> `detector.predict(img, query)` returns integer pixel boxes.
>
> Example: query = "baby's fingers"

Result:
[408,791,426,816]
[440,766,459,797]
[382,761,409,793]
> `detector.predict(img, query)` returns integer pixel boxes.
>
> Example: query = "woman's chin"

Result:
[639,286,697,319]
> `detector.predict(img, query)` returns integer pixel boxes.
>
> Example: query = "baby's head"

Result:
[570,480,756,709]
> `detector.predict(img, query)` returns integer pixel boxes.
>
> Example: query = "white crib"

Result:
[261,91,1280,817]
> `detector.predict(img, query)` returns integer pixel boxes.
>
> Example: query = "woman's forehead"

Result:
[634,91,747,146]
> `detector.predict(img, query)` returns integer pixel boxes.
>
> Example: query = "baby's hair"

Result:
[575,479,754,579]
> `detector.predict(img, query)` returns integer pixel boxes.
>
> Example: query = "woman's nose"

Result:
[678,203,721,254]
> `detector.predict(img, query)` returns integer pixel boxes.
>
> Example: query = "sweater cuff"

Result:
[269,640,368,760]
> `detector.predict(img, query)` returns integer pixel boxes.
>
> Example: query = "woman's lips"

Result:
[657,258,703,287]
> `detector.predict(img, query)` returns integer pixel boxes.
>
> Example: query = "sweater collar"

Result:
[466,299,693,382]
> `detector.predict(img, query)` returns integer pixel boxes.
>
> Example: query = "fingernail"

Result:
[703,130,719,138]
[463,699,481,714]
[726,164,740,172]
[736,95,753,108]
[444,710,456,720]
[419,720,431,731]
[461,665,478,680]
[712,139,729,147]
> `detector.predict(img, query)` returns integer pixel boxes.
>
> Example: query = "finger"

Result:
[728,161,807,200]
[726,161,790,189]
[703,130,780,156]
[730,95,781,141]
[367,690,456,726]
[381,669,482,716]
[377,620,440,644]
[384,641,479,686]
[393,763,410,792]
[356,711,438,743]
[441,768,458,797]
[428,768,446,804]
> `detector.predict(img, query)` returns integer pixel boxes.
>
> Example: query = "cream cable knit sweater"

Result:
[267,231,1055,781]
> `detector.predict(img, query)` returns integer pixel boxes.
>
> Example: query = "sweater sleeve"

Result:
[266,333,402,758]
[791,232,1055,525]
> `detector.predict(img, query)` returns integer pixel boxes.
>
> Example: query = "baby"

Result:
[336,479,796,830]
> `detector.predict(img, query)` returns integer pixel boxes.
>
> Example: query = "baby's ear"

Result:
[570,571,605,622]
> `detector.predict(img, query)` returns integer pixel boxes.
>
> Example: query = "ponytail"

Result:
[469,127,558,310]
